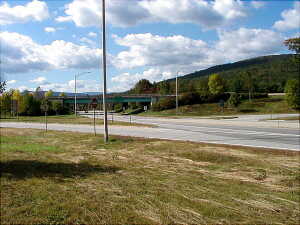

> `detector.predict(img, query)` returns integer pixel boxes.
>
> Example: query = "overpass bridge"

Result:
[49,94,175,109]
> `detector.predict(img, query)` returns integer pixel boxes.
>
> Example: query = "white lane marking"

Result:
[155,123,300,137]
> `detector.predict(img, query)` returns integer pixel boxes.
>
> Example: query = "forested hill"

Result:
[160,54,299,93]
[180,54,295,80]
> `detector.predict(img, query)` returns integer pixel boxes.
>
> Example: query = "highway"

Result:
[1,113,299,151]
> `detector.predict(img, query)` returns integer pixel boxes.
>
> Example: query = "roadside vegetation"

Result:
[141,96,299,117]
[1,128,299,224]
[0,115,153,127]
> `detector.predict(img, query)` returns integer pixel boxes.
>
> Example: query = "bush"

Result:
[152,97,176,111]
[285,79,300,109]
[114,103,123,112]
[226,93,240,108]
[128,102,138,110]
[52,101,64,115]
[19,93,41,116]
[179,92,200,105]
[205,93,231,104]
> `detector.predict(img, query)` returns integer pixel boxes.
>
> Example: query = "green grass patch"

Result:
[0,115,153,127]
[141,96,299,117]
[1,128,299,224]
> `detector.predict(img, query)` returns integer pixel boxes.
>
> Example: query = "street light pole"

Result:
[75,74,77,116]
[102,0,109,143]
[74,71,91,117]
[176,71,179,114]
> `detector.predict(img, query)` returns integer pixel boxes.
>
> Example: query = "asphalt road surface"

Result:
[1,113,299,151]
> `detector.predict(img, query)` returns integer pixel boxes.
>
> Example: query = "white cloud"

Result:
[111,68,173,90]
[0,31,104,74]
[273,2,300,31]
[30,76,49,85]
[113,33,209,69]
[44,27,56,33]
[55,15,72,22]
[40,79,101,93]
[88,32,97,37]
[111,68,176,92]
[113,28,285,71]
[56,0,246,29]
[7,80,17,84]
[80,37,96,46]
[0,0,49,25]
[17,86,33,92]
[215,28,285,62]
[251,1,265,9]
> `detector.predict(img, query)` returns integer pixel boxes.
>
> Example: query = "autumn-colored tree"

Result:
[59,92,66,97]
[45,90,54,98]
[133,79,153,94]
[208,74,225,95]
[12,89,21,117]
[284,37,300,53]
[0,81,6,94]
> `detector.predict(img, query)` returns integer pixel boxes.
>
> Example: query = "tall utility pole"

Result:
[176,71,179,114]
[102,0,109,143]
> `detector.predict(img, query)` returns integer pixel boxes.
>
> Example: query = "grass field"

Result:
[1,128,299,224]
[0,115,152,127]
[141,96,299,117]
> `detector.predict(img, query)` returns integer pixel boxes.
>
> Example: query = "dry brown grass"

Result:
[1,127,299,224]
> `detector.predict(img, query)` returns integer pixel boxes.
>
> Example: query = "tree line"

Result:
[0,88,69,118]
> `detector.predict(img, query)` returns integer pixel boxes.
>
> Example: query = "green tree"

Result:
[132,79,153,94]
[19,92,41,116]
[0,91,12,117]
[197,78,209,97]
[45,90,54,98]
[285,79,300,109]
[227,93,240,108]
[284,37,300,53]
[0,81,6,94]
[243,71,255,102]
[12,89,21,117]
[208,74,225,95]
[284,37,300,66]
[158,80,171,95]
[52,101,63,115]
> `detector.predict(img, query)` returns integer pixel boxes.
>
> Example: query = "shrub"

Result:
[227,93,240,108]
[179,92,200,105]
[114,103,123,112]
[285,79,300,109]
[52,101,64,115]
[128,102,138,110]
[152,97,175,111]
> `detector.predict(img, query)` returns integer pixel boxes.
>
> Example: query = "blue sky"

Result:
[1,0,299,93]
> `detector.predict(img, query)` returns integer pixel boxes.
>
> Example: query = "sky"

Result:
[1,0,299,93]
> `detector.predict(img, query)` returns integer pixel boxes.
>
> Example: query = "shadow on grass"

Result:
[239,109,258,113]
[1,160,120,180]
